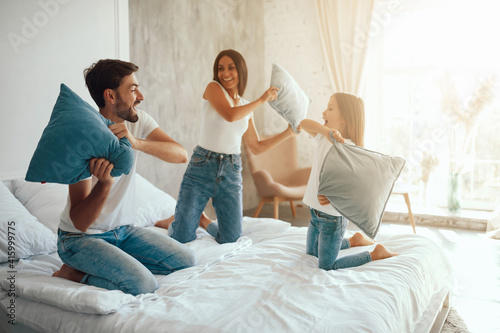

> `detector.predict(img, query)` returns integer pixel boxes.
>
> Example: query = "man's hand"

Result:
[317,195,330,206]
[89,158,114,186]
[68,158,114,232]
[108,123,138,148]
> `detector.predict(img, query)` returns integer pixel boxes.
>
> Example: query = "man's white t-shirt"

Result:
[58,109,159,234]
[303,135,355,216]
[198,81,251,155]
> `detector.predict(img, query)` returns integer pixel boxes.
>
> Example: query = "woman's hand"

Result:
[260,86,279,103]
[317,195,330,206]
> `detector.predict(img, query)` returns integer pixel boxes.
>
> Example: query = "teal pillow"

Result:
[25,84,134,184]
[268,63,311,133]
[318,140,405,239]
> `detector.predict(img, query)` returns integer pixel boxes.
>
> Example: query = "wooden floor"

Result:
[244,202,500,333]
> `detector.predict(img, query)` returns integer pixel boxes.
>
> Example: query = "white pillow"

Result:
[2,180,14,193]
[12,180,68,234]
[0,182,57,263]
[134,174,177,227]
[268,63,311,132]
[11,175,176,232]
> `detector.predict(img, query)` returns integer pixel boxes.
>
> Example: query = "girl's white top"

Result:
[303,135,355,217]
[198,81,251,155]
[59,110,159,234]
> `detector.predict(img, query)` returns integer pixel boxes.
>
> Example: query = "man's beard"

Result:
[116,105,139,123]
[116,94,139,123]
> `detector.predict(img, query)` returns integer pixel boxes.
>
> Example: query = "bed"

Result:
[0,174,453,333]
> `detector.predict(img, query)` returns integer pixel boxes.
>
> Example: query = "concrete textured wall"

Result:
[129,0,265,213]
[129,0,331,212]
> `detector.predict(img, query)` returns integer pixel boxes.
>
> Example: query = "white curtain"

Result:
[315,0,375,94]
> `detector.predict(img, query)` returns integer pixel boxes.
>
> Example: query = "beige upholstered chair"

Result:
[245,135,311,219]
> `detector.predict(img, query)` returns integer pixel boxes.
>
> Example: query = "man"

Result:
[52,59,196,296]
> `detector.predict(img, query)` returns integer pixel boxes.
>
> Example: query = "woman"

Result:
[162,49,297,244]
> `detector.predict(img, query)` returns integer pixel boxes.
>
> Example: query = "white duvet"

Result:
[0,218,452,333]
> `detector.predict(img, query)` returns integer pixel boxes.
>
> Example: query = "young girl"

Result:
[165,49,297,244]
[300,92,397,270]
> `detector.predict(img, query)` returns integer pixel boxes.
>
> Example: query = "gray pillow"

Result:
[268,63,310,133]
[318,140,405,239]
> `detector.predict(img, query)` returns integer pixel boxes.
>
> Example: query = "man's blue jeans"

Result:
[307,208,371,270]
[57,225,196,296]
[170,146,243,244]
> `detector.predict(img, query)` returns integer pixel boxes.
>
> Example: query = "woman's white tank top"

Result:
[198,81,251,154]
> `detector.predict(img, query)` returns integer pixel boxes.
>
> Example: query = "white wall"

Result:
[0,0,129,180]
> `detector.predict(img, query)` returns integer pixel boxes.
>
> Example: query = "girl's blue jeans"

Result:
[170,146,243,244]
[57,225,196,296]
[307,208,371,270]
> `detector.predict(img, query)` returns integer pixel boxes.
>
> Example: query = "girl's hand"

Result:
[317,195,330,206]
[327,129,345,144]
[260,86,279,102]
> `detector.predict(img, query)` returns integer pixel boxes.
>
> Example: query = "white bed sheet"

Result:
[0,218,453,333]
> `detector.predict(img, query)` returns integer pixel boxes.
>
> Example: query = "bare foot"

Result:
[199,212,213,230]
[349,232,375,247]
[155,215,175,229]
[370,244,399,261]
[52,264,85,283]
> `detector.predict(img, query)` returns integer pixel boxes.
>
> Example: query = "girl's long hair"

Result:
[334,92,365,147]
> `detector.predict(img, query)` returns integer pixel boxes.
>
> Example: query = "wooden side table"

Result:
[392,184,417,234]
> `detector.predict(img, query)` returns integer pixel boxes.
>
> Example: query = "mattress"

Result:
[0,218,453,333]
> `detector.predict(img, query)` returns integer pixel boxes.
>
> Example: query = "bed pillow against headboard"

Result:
[318,140,405,239]
[25,83,134,185]
[9,175,177,233]
[268,63,310,133]
[0,182,56,262]
[12,180,68,234]
[134,174,177,227]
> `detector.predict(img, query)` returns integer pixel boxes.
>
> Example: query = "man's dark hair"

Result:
[84,59,139,108]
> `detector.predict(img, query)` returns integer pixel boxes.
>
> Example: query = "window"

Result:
[366,0,500,210]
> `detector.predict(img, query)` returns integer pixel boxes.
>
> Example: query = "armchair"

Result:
[244,135,311,219]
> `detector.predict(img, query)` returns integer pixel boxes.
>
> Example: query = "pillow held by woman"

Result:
[268,63,310,133]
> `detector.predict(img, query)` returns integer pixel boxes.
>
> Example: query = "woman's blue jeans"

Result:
[307,208,371,270]
[57,225,196,296]
[170,146,243,244]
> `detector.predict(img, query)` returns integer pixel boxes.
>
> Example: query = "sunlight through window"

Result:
[367,0,500,210]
